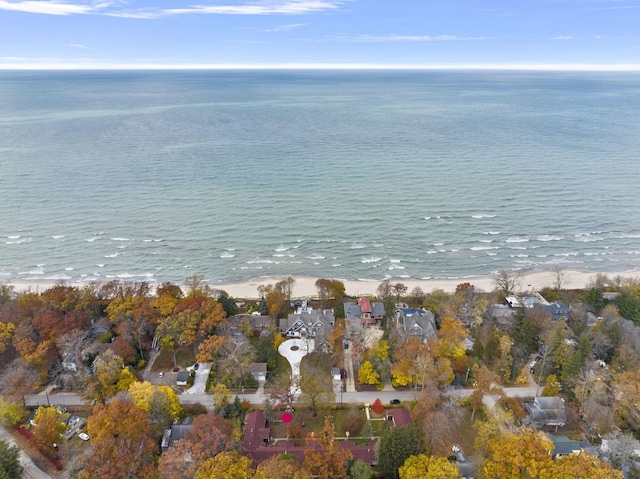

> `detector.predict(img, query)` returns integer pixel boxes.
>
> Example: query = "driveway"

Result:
[183,363,212,395]
[278,338,315,383]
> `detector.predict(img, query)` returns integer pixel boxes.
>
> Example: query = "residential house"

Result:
[161,417,194,452]
[247,363,267,382]
[396,308,437,343]
[386,408,414,429]
[525,396,567,428]
[224,314,274,338]
[176,371,190,386]
[548,434,597,458]
[488,304,516,330]
[242,410,380,467]
[344,298,385,335]
[90,317,112,338]
[331,367,342,381]
[279,305,335,352]
[545,301,570,321]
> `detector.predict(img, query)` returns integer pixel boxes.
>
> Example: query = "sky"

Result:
[0,0,639,69]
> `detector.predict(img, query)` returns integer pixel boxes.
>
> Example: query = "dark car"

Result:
[390,399,401,405]
[194,363,199,370]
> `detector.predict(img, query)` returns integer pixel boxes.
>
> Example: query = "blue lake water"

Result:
[1,70,639,286]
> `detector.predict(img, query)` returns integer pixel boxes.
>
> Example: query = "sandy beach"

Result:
[7,268,640,300]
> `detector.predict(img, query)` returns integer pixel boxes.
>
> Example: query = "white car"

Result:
[78,433,90,441]
[158,371,164,378]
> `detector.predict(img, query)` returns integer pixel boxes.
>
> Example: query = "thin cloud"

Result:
[263,23,309,33]
[68,43,87,48]
[550,35,574,40]
[0,0,95,15]
[161,1,342,16]
[336,34,488,43]
[0,0,345,17]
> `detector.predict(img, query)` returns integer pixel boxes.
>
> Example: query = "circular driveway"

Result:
[278,338,315,380]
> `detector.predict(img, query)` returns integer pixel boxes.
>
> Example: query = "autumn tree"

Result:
[128,381,182,435]
[555,452,623,478]
[196,334,227,363]
[377,424,421,479]
[299,366,334,417]
[83,399,157,479]
[159,413,235,479]
[358,360,380,385]
[302,417,353,479]
[83,349,135,404]
[158,413,235,479]
[0,439,22,479]
[33,406,67,454]
[0,320,15,354]
[194,451,254,479]
[0,358,40,399]
[219,339,256,386]
[481,428,554,479]
[0,398,28,427]
[399,454,459,479]
[255,454,305,479]
[371,398,384,415]
[266,373,296,410]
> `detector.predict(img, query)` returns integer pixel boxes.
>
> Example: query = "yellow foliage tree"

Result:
[399,454,460,479]
[433,316,468,364]
[195,451,254,479]
[358,360,380,385]
[0,321,15,353]
[554,452,622,478]
[482,428,554,479]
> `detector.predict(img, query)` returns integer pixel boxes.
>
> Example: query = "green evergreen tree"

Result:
[377,424,421,479]
[0,439,22,479]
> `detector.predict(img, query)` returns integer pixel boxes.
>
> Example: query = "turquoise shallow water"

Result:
[1,70,639,286]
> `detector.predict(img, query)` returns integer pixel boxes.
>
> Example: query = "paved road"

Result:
[25,385,539,410]
[0,424,51,479]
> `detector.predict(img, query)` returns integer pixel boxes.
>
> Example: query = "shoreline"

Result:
[6,268,640,299]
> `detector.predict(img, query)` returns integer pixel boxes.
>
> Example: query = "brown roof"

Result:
[386,408,414,429]
[242,411,377,467]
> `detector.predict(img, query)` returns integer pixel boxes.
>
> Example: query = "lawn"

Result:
[267,405,388,446]
[151,348,196,371]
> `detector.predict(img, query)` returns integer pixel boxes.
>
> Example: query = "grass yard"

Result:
[151,348,196,371]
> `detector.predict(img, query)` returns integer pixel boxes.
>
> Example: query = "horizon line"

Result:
[2,62,640,72]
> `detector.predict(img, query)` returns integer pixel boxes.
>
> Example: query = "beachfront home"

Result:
[344,298,385,335]
[488,304,516,330]
[279,304,335,352]
[396,307,437,343]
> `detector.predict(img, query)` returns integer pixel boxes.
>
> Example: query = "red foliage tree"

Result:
[372,398,384,415]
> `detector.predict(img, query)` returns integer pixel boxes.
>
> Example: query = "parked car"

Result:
[78,433,89,441]
[390,399,401,405]
[194,363,199,370]
[158,372,164,378]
